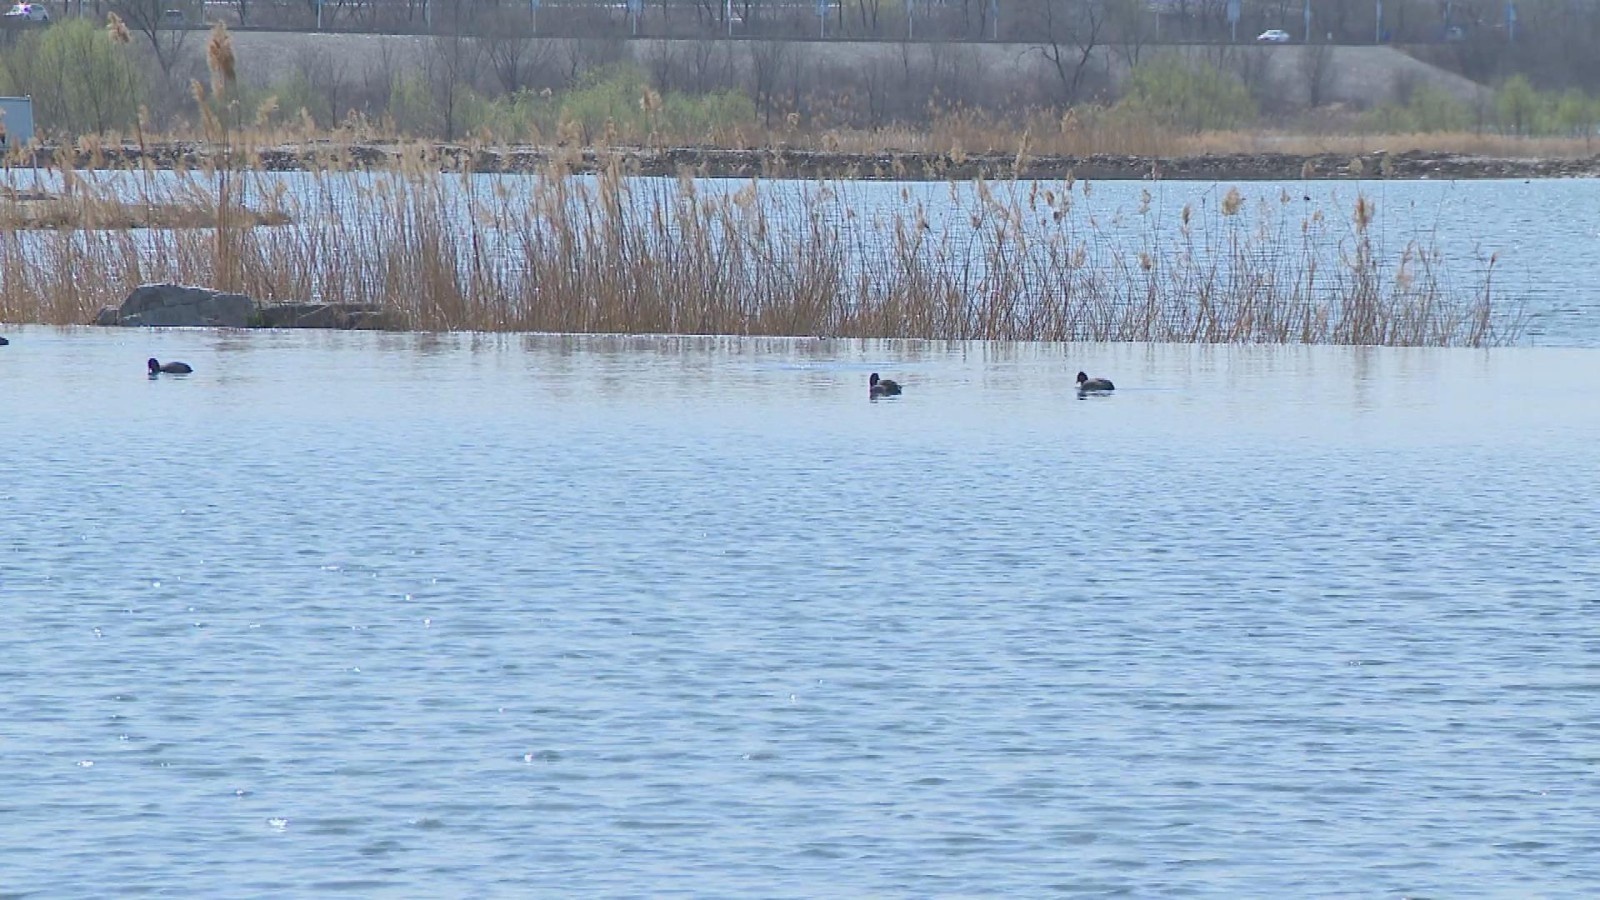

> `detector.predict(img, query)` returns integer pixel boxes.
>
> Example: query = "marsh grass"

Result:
[0,187,288,230]
[828,110,1600,159]
[46,98,1600,166]
[0,146,1521,347]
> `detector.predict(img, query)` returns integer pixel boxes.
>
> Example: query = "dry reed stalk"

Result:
[0,158,1522,348]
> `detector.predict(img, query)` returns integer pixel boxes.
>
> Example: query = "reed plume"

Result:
[207,22,237,99]
[106,12,131,45]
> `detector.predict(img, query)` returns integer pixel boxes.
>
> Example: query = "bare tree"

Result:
[429,31,482,139]
[478,11,547,94]
[292,45,352,124]
[689,0,727,32]
[362,37,401,117]
[955,0,994,40]
[1316,0,1365,42]
[559,38,624,85]
[1024,0,1111,104]
[898,41,981,114]
[860,56,892,125]
[747,40,790,127]
[638,38,733,94]
[853,0,886,36]
[642,39,681,89]
[109,0,193,77]
[1204,44,1271,105]
[1500,0,1600,91]
[1299,42,1335,107]
[685,39,735,94]
[1105,0,1149,71]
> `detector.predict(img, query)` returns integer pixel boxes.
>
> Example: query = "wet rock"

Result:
[99,285,403,331]
[346,308,406,330]
[118,283,255,328]
[254,302,404,330]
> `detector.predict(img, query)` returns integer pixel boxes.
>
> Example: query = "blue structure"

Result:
[0,96,35,151]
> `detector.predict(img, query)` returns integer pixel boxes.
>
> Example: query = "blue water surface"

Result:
[1,328,1598,896]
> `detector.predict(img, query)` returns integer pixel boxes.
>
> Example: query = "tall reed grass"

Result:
[0,149,1521,347]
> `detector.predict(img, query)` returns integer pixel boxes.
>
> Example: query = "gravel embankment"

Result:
[37,143,1600,181]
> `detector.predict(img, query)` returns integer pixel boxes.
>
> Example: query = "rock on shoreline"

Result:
[34,143,1600,182]
[97,283,403,330]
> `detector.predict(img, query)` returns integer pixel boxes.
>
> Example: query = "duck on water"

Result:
[148,358,193,375]
[869,373,902,398]
[1076,371,1114,392]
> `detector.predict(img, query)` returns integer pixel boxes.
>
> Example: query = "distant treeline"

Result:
[12,0,1600,92]
[2,18,1599,143]
[26,0,1587,50]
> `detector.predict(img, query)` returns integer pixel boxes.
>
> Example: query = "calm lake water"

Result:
[3,327,1598,895]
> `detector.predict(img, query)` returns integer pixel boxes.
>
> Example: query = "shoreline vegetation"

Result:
[0,22,1557,347]
[0,184,289,230]
[14,140,1600,182]
[0,145,1525,347]
[0,22,1529,349]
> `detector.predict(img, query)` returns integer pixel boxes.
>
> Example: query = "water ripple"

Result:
[1,330,1598,895]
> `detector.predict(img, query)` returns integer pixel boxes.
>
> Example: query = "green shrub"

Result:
[1365,85,1474,133]
[662,89,755,137]
[1487,78,1599,137]
[1117,56,1256,133]
[559,64,652,139]
[6,20,140,135]
[390,72,439,135]
[265,72,335,128]
[1554,89,1600,139]
[1495,74,1540,135]
[474,90,563,142]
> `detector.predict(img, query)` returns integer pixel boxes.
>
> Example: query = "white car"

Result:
[4,2,49,20]
[1257,29,1291,42]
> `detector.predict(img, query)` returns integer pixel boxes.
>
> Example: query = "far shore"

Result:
[21,143,1600,182]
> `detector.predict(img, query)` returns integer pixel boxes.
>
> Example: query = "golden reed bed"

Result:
[0,149,1521,347]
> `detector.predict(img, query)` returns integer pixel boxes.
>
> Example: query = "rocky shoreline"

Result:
[33,143,1600,182]
[97,283,401,330]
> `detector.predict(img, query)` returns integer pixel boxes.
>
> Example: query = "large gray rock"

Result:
[94,284,404,331]
[119,283,255,328]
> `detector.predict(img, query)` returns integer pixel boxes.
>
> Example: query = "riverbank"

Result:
[26,142,1600,181]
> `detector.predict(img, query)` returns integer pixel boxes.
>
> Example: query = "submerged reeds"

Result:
[0,149,1522,347]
